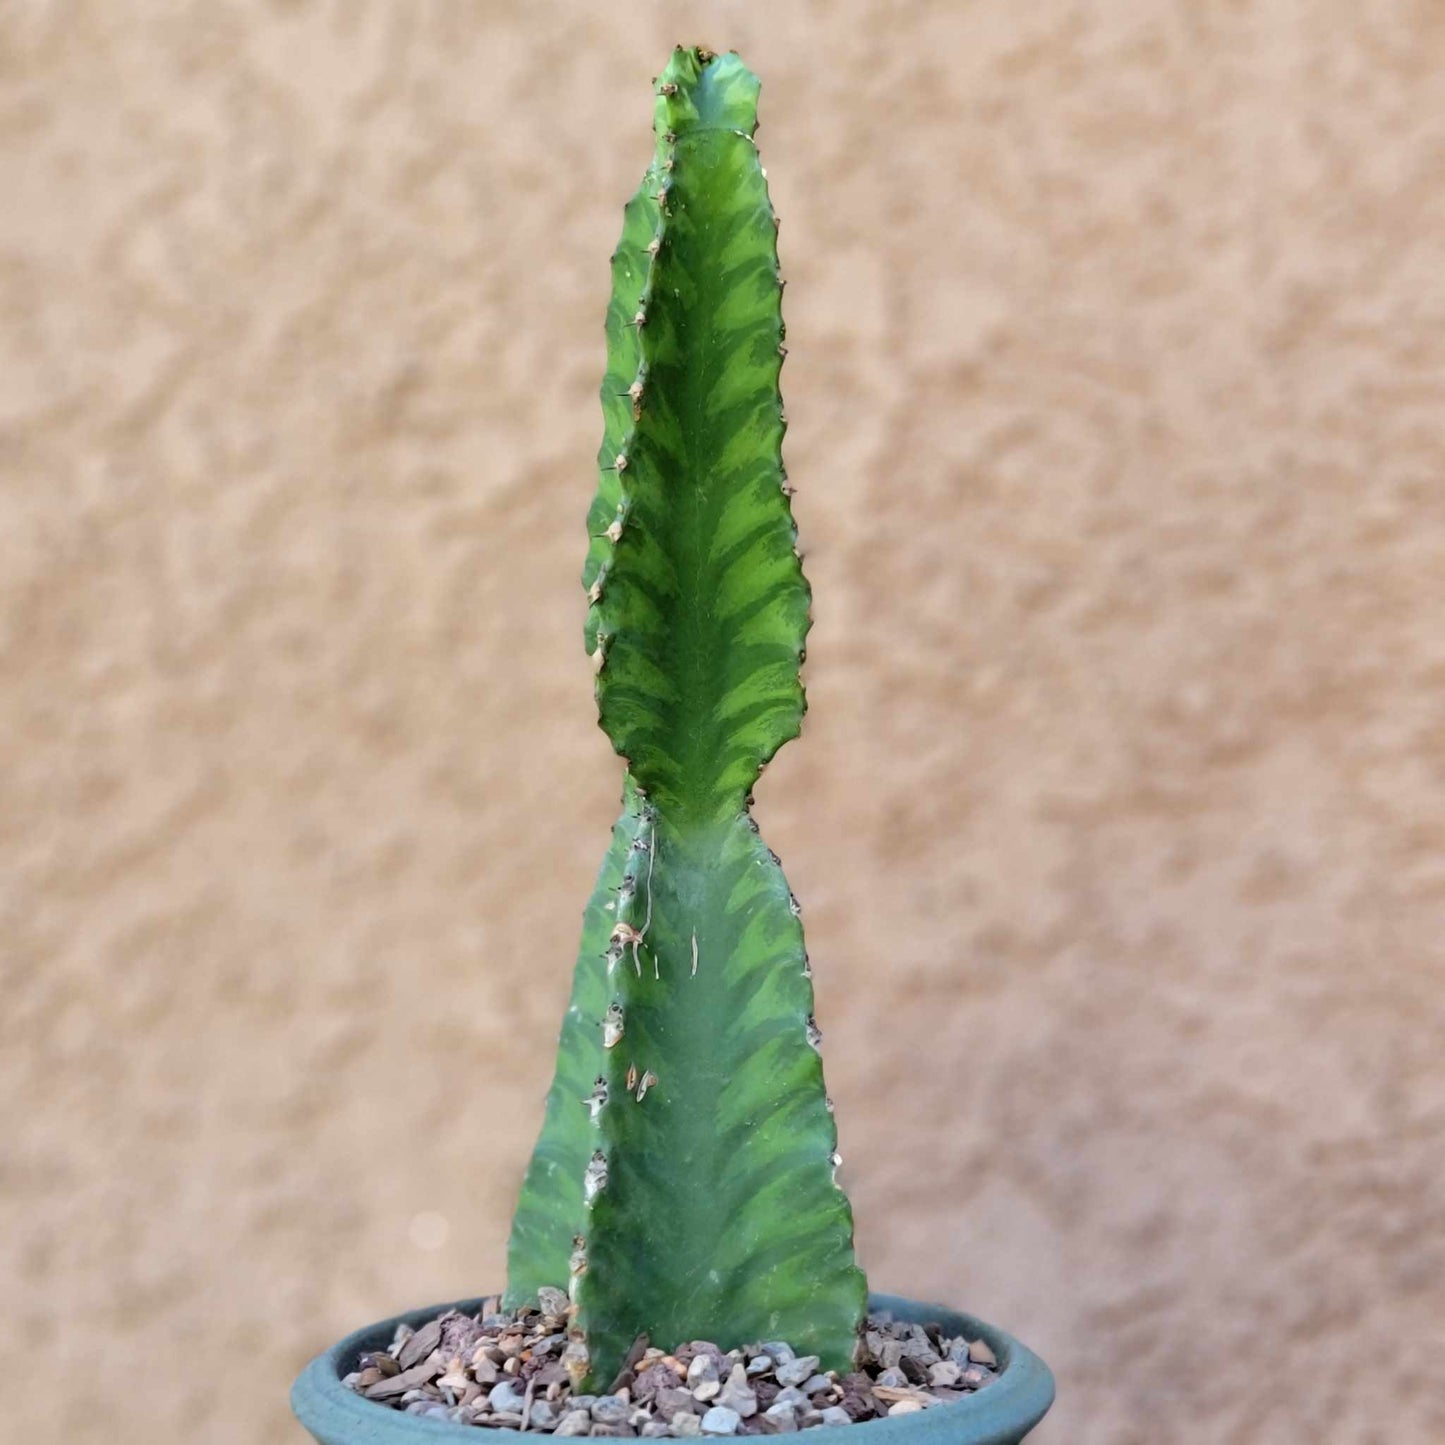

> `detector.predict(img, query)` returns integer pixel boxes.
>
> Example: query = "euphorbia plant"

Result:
[504,46,867,1387]
[292,45,1055,1445]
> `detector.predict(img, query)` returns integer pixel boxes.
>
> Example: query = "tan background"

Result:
[3,2,1444,1442]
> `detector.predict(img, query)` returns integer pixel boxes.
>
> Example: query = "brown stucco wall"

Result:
[3,3,1443,1442]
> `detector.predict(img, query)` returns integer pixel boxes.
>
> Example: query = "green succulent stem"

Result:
[505,47,866,1385]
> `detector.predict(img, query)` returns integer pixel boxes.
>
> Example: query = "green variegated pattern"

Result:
[576,806,864,1380]
[581,49,809,821]
[506,48,865,1385]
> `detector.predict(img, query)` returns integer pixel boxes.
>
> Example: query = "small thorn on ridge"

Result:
[584,1150,608,1203]
[603,1003,624,1049]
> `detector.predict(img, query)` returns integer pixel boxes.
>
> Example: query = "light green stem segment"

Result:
[505,48,865,1385]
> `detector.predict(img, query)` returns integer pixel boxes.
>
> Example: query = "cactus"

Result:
[505,47,866,1386]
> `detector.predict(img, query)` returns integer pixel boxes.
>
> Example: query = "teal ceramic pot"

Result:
[293,1292,1053,1445]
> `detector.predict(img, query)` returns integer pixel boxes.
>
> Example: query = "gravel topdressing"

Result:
[342,1290,1000,1434]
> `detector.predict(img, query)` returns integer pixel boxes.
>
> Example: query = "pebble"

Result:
[818,1407,852,1427]
[760,1402,798,1433]
[640,1425,672,1438]
[927,1361,961,1389]
[888,1401,924,1417]
[746,1356,773,1377]
[967,1339,997,1367]
[671,1413,703,1438]
[398,1319,444,1371]
[799,1375,831,1396]
[555,1410,593,1436]
[530,1401,559,1429]
[441,1311,487,1359]
[489,1381,527,1414]
[759,1342,795,1366]
[774,1356,820,1389]
[634,1364,683,1402]
[655,1387,697,1417]
[716,1366,758,1418]
[591,1396,632,1427]
[875,1369,908,1391]
[693,1381,721,1403]
[900,1339,939,1367]
[700,1405,741,1435]
[680,1344,727,1379]
[687,1355,720,1387]
[537,1287,570,1317]
[364,1360,445,1400]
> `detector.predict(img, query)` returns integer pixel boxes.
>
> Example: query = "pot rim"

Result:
[292,1291,1054,1445]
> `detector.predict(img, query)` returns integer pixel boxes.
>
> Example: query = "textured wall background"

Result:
[3,3,1444,1442]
